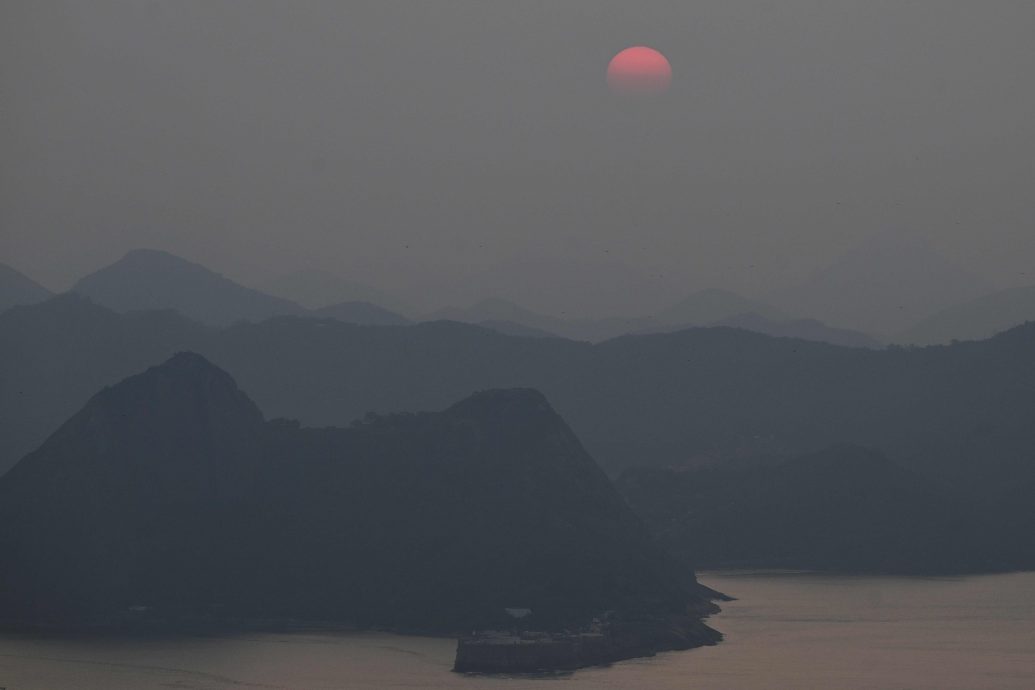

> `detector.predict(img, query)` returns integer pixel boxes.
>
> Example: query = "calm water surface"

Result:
[2,571,1033,689]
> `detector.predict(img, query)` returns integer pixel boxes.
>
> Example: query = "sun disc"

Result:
[607,46,672,95]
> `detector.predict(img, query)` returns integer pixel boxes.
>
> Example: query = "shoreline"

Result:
[453,607,723,675]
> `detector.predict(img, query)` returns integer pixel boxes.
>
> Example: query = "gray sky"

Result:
[2,1,1033,319]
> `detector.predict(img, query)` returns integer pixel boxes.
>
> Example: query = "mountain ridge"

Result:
[898,284,1035,345]
[72,249,306,326]
[0,263,52,313]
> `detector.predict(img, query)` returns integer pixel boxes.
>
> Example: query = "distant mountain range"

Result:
[706,314,882,349]
[429,298,648,341]
[19,245,1035,347]
[774,234,994,336]
[655,289,787,325]
[54,249,882,346]
[312,300,412,326]
[430,292,879,346]
[0,263,52,313]
[70,249,412,327]
[0,353,719,637]
[896,284,1035,345]
[259,269,411,314]
[72,249,307,326]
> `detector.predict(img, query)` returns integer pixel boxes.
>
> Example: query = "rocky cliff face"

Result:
[0,353,718,634]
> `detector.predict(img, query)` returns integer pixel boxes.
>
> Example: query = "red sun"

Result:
[607,46,672,95]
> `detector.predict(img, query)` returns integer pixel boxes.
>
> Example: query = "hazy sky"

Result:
[2,1,1033,317]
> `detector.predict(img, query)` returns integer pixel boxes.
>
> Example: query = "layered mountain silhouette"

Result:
[73,249,305,325]
[70,250,420,328]
[672,313,880,349]
[617,446,1017,573]
[0,296,211,473]
[0,353,717,634]
[431,293,873,346]
[66,250,874,346]
[312,301,411,326]
[260,269,409,313]
[4,297,1034,572]
[898,284,1035,345]
[0,263,52,313]
[475,319,561,339]
[5,295,1035,485]
[774,234,994,335]
[655,288,786,325]
[429,298,586,338]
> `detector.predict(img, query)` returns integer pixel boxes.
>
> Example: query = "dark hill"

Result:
[0,354,718,636]
[72,249,304,326]
[616,446,1017,574]
[708,313,882,349]
[475,319,560,339]
[0,295,210,472]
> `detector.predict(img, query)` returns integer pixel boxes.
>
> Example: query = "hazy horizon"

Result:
[3,1,1033,325]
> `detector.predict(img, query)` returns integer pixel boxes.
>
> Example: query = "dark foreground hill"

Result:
[0,353,719,639]
[617,446,1028,574]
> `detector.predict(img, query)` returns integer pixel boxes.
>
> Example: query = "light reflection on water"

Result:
[1,571,1033,689]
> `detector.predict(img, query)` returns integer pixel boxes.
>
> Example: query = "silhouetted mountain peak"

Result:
[72,249,304,325]
[122,247,204,267]
[151,350,236,380]
[446,387,553,419]
[0,293,157,340]
[5,291,102,317]
[86,350,263,427]
[6,352,263,485]
[0,263,53,313]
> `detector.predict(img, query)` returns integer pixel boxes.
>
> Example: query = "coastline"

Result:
[453,605,723,674]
